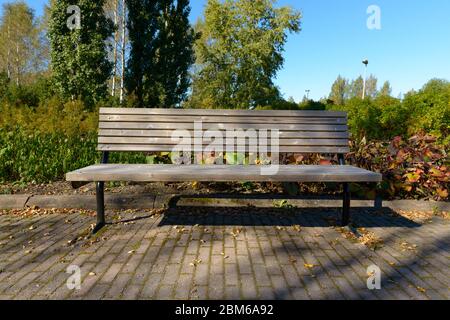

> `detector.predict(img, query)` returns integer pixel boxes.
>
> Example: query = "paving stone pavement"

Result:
[0,207,448,300]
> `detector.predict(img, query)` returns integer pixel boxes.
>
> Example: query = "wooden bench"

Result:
[66,108,382,233]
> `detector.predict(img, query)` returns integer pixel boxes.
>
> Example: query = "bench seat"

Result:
[66,164,382,183]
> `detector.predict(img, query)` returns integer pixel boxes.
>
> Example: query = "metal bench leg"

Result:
[93,182,106,234]
[342,183,351,226]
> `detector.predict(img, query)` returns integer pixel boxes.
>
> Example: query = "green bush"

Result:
[0,127,150,183]
[327,79,450,145]
[0,128,98,182]
[403,79,450,143]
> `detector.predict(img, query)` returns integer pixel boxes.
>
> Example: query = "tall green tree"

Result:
[378,80,392,97]
[0,2,41,86]
[125,0,159,107]
[349,76,364,99]
[126,0,196,108]
[365,74,378,98]
[151,0,197,108]
[329,75,348,105]
[48,0,114,106]
[188,0,301,109]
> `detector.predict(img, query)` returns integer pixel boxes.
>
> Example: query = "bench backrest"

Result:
[98,108,349,154]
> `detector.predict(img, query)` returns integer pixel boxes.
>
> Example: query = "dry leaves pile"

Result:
[394,209,449,223]
[0,206,95,217]
[336,226,384,251]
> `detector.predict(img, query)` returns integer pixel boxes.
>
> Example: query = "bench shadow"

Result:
[157,206,421,228]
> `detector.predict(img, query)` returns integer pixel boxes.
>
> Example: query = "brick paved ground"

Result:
[0,206,448,300]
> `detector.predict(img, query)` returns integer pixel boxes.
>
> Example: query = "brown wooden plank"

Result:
[99,114,347,124]
[99,129,350,139]
[99,122,349,132]
[97,144,350,153]
[98,137,349,146]
[66,164,382,183]
[99,108,347,118]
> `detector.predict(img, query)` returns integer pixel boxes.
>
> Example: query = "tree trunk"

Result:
[119,0,126,104]
[15,42,20,86]
[6,19,11,80]
[111,0,118,96]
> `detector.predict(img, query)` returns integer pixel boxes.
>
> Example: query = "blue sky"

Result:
[1,0,449,101]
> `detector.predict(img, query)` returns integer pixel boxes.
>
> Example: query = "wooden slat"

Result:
[66,164,382,183]
[99,115,346,124]
[100,108,347,118]
[99,122,348,132]
[99,129,350,139]
[97,144,350,153]
[98,137,349,146]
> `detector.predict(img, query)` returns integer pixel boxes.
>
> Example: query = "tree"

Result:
[329,75,348,105]
[105,0,120,97]
[48,0,114,106]
[188,0,301,109]
[119,0,127,103]
[125,0,159,107]
[150,0,197,108]
[349,76,364,99]
[126,0,196,108]
[0,2,41,86]
[378,80,392,97]
[35,4,51,73]
[105,0,128,103]
[403,79,450,140]
[365,74,378,98]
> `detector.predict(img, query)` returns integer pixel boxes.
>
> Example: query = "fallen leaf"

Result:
[416,286,426,293]
[190,258,202,267]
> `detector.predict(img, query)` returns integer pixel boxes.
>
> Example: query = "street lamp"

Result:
[305,89,310,100]
[362,59,369,99]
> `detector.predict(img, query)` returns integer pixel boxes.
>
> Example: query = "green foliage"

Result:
[126,0,196,108]
[125,0,159,107]
[0,127,150,183]
[0,127,98,183]
[329,79,450,144]
[0,1,42,86]
[329,75,348,105]
[48,0,114,107]
[152,0,197,107]
[298,99,326,111]
[348,76,364,99]
[0,97,98,135]
[188,0,301,109]
[403,79,450,142]
[378,81,392,97]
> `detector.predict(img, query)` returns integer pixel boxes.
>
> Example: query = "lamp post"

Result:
[305,89,310,100]
[362,59,369,99]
